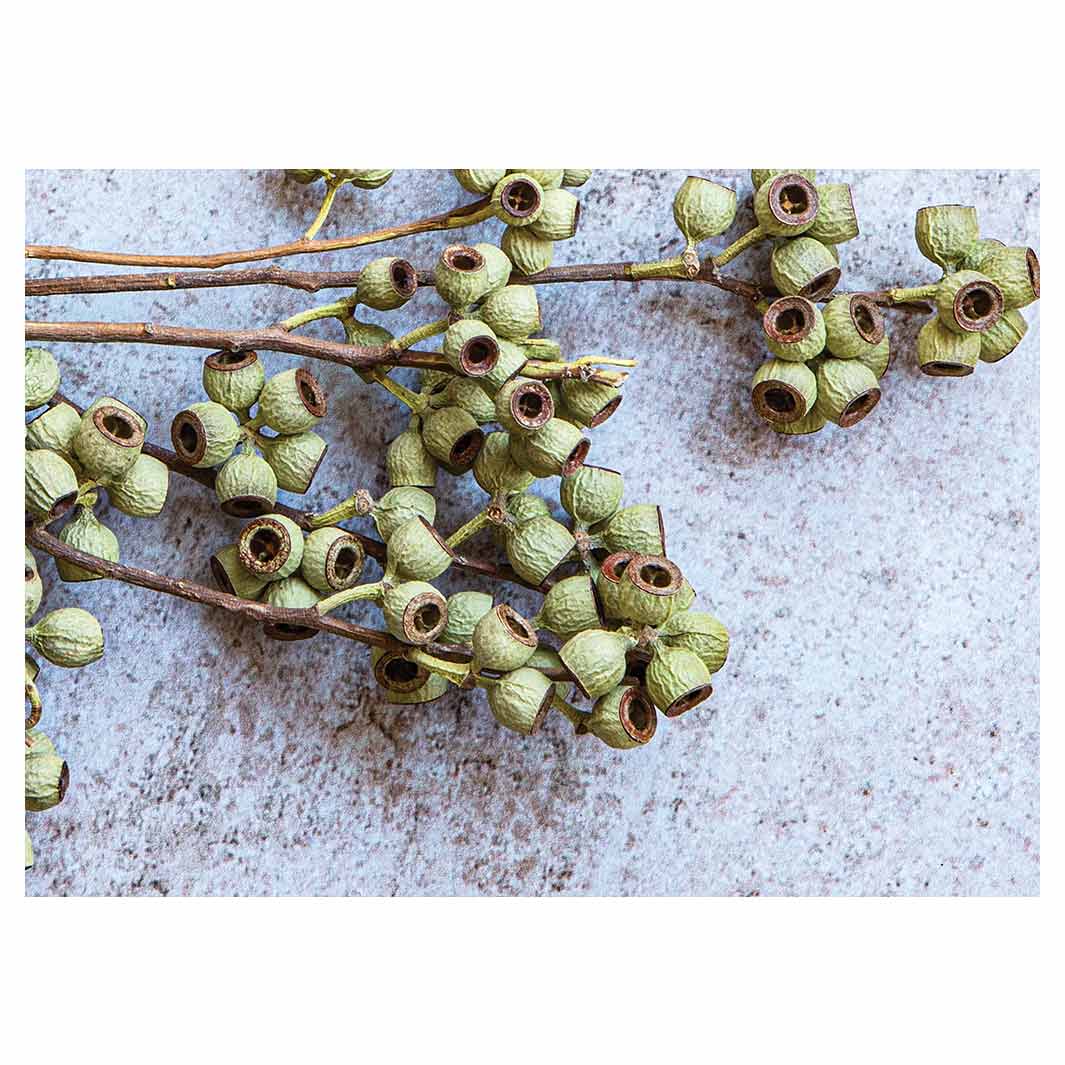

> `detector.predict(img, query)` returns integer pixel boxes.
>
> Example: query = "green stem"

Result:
[551,694,591,733]
[445,508,493,550]
[370,368,424,411]
[303,181,342,241]
[307,490,373,530]
[390,317,450,353]
[281,296,357,331]
[626,255,690,281]
[316,580,386,616]
[712,225,766,268]
[885,284,939,304]
[408,649,472,688]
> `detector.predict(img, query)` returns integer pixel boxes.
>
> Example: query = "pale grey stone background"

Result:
[24,169,1039,896]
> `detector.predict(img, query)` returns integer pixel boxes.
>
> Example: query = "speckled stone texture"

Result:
[24,170,1039,896]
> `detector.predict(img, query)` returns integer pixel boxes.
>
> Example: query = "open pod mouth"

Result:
[458,335,499,377]
[496,603,539,648]
[46,490,79,521]
[238,519,293,576]
[373,649,430,693]
[325,535,366,590]
[663,682,714,719]
[561,437,591,477]
[498,177,542,221]
[294,367,328,418]
[628,555,683,597]
[447,428,484,472]
[1025,247,1040,299]
[205,350,259,374]
[849,296,886,345]
[95,404,145,450]
[763,296,818,345]
[401,591,448,644]
[171,410,209,465]
[623,646,652,685]
[953,279,1004,332]
[389,258,418,298]
[798,267,842,302]
[57,762,70,802]
[837,387,882,427]
[508,381,554,431]
[920,362,974,379]
[767,174,819,229]
[618,685,657,744]
[220,495,275,518]
[752,381,808,425]
[442,245,485,275]
[600,550,635,586]
[586,394,622,428]
[263,621,318,641]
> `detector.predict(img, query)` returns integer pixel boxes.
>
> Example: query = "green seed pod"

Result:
[532,573,601,639]
[25,830,33,870]
[372,486,437,543]
[960,237,1006,273]
[386,425,438,488]
[915,318,982,377]
[453,168,507,194]
[214,451,278,517]
[508,418,589,479]
[210,544,268,600]
[559,378,623,427]
[84,396,147,433]
[528,188,581,242]
[258,368,328,435]
[671,176,738,245]
[237,514,305,582]
[381,581,448,644]
[505,515,576,587]
[386,672,451,705]
[441,590,493,646]
[914,204,979,270]
[441,376,497,425]
[527,645,564,672]
[26,728,55,759]
[587,685,657,749]
[169,401,239,469]
[25,348,61,410]
[615,555,684,627]
[27,606,104,668]
[806,184,859,245]
[471,604,539,673]
[25,751,69,812]
[595,551,635,621]
[645,644,713,717]
[25,548,42,622]
[419,368,452,396]
[814,357,881,425]
[501,226,554,275]
[770,237,841,300]
[26,401,81,455]
[559,628,633,699]
[75,404,145,480]
[480,339,528,393]
[442,319,500,378]
[386,516,453,582]
[754,173,820,237]
[823,294,886,359]
[491,173,545,227]
[371,646,432,694]
[934,270,1004,334]
[486,667,555,735]
[751,169,817,190]
[56,505,119,583]
[103,453,169,518]
[658,610,730,674]
[474,431,535,496]
[343,169,394,189]
[508,168,564,189]
[478,285,542,341]
[494,377,554,435]
[771,407,828,436]
[599,504,665,556]
[344,316,395,384]
[504,491,552,527]
[261,575,321,640]
[25,449,79,519]
[980,246,1040,310]
[356,256,418,311]
[980,309,1028,364]
[420,406,484,472]
[435,245,493,309]
[201,351,266,412]
[520,337,563,362]
[562,168,593,187]
[762,296,826,362]
[472,242,514,293]
[259,431,327,495]
[301,527,365,593]
[855,335,891,379]
[669,579,697,618]
[560,464,624,527]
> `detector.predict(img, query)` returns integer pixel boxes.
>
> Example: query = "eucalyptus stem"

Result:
[884,284,939,304]
[390,317,450,352]
[315,581,387,616]
[281,296,356,331]
[551,694,591,732]
[627,255,690,281]
[712,225,766,268]
[445,508,494,550]
[302,180,342,241]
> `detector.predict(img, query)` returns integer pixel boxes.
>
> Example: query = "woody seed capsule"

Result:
[442,319,500,378]
[823,294,886,359]
[814,357,881,425]
[508,418,589,479]
[25,449,79,519]
[979,309,1028,364]
[84,396,147,433]
[105,453,170,518]
[658,609,730,674]
[170,401,239,469]
[262,576,321,640]
[341,169,394,189]
[420,406,484,471]
[671,176,738,246]
[356,256,418,310]
[441,377,497,425]
[762,297,826,363]
[559,628,634,699]
[238,514,305,581]
[915,318,982,377]
[471,604,539,673]
[595,551,635,621]
[214,451,278,517]
[752,358,819,425]
[372,486,437,543]
[505,515,576,587]
[57,505,120,583]
[935,270,1004,334]
[560,464,624,528]
[381,581,448,644]
[26,401,81,457]
[479,284,542,341]
[771,408,827,436]
[441,590,494,646]
[587,685,657,750]
[770,237,841,300]
[806,184,859,245]
[528,188,581,242]
[210,544,269,600]
[371,646,432,694]
[387,424,438,488]
[385,672,451,706]
[473,431,535,496]
[202,351,266,412]
[960,238,1006,273]
[26,548,42,622]
[258,368,328,435]
[75,404,145,481]
[980,246,1040,310]
[479,339,529,393]
[453,168,507,194]
[491,173,545,227]
[473,242,514,293]
[509,168,565,189]
[386,516,453,582]
[754,173,820,236]
[301,527,365,593]
[751,169,817,190]
[435,245,493,309]
[562,169,593,187]
[494,377,554,435]
[856,335,891,380]
[616,555,684,627]
[487,667,556,736]
[599,504,666,556]
[532,573,601,639]
[503,491,552,528]
[559,378,623,427]
[259,431,328,495]
[646,644,713,717]
[25,751,69,812]
[501,226,554,276]
[28,607,104,668]
[914,205,979,271]
[25,347,61,410]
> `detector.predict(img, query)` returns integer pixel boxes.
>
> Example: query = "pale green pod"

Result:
[595,551,635,621]
[504,492,552,528]
[210,543,268,600]
[494,376,554,435]
[486,667,555,736]
[505,515,576,587]
[26,401,81,455]
[646,644,713,717]
[600,504,665,555]
[668,579,697,618]
[25,449,79,519]
[659,610,730,674]
[478,285,542,341]
[770,237,841,300]
[75,404,145,480]
[934,270,1004,335]
[814,357,882,425]
[25,751,69,812]
[491,173,545,227]
[914,204,979,270]
[386,516,453,582]
[435,244,493,309]
[387,425,438,488]
[587,685,657,749]
[214,451,278,517]
[372,486,437,543]
[381,581,448,644]
[528,188,581,242]
[26,547,43,622]
[980,246,1040,310]
[751,169,817,190]
[28,606,104,668]
[559,378,623,427]
[26,726,54,758]
[960,238,1006,273]
[453,168,507,194]
[471,604,539,673]
[508,168,564,189]
[442,376,497,425]
[508,418,589,479]
[258,368,327,435]
[559,628,633,699]
[25,348,61,410]
[979,309,1028,364]
[371,646,432,694]
[356,256,418,311]
[441,590,493,646]
[84,396,147,433]
[419,368,452,396]
[201,351,266,412]
[342,169,394,189]
[56,505,120,583]
[480,339,528,393]
[385,672,451,705]
[806,184,859,245]
[762,296,826,362]
[770,407,828,436]
[473,431,535,496]
[823,294,886,359]
[301,527,365,593]
[527,645,564,672]
[259,431,327,495]
[560,464,624,527]
[671,176,738,245]
[106,453,170,518]
[562,168,593,187]
[261,575,322,640]
[237,514,305,581]
[25,830,34,870]
[855,335,891,379]
[915,318,982,377]
[532,574,601,639]
[615,555,684,628]
[169,401,239,469]
[344,316,395,384]
[442,319,500,378]
[501,226,554,275]
[472,242,514,293]
[420,405,483,471]
[754,173,819,237]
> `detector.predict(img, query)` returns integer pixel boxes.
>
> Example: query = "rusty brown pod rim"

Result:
[798,266,842,303]
[238,517,294,576]
[389,258,418,298]
[919,362,974,379]
[627,555,684,597]
[205,350,259,374]
[220,494,276,519]
[600,550,636,586]
[324,533,365,591]
[837,386,882,428]
[848,295,885,346]
[448,427,484,472]
[767,173,819,229]
[494,603,539,649]
[952,277,1004,333]
[457,334,499,377]
[585,392,623,428]
[170,409,209,465]
[663,681,714,719]
[763,296,819,346]
[263,620,319,641]
[373,649,430,693]
[441,244,485,275]
[294,367,328,419]
[498,176,542,221]
[94,404,145,450]
[507,380,553,431]
[1024,247,1040,299]
[752,380,808,426]
[561,436,591,478]
[618,685,657,744]
[401,589,448,644]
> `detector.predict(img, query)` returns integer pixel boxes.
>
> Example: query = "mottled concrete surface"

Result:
[24,170,1039,896]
